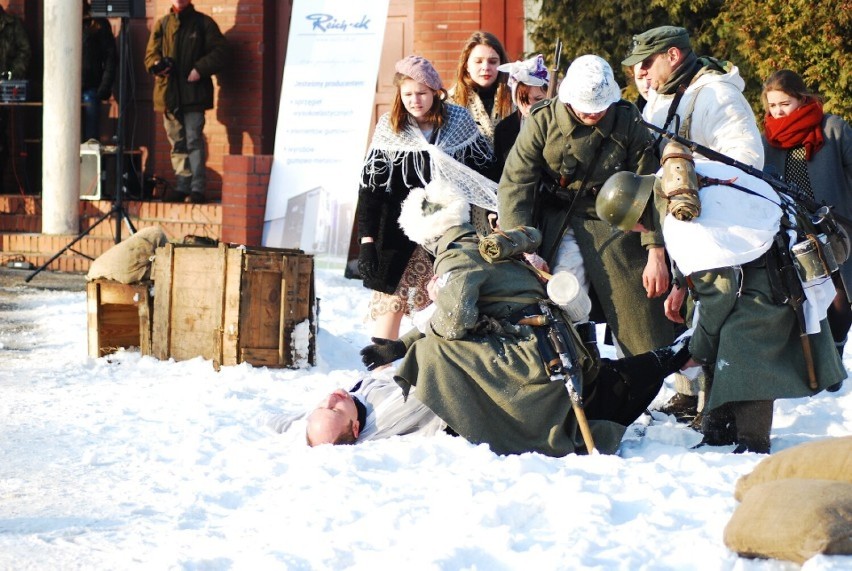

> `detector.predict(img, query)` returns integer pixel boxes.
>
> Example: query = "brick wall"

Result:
[414,0,525,89]
[220,154,271,247]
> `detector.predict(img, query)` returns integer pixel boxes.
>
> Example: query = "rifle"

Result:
[546,39,562,99]
[538,301,596,453]
[771,232,818,389]
[638,118,852,234]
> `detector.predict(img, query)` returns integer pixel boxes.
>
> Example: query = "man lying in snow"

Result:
[295,180,692,455]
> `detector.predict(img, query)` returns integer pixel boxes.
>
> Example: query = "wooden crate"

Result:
[87,279,153,358]
[151,243,316,368]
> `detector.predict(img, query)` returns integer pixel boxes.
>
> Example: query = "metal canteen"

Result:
[546,271,592,323]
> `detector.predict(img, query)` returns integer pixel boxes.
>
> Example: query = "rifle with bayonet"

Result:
[546,39,562,99]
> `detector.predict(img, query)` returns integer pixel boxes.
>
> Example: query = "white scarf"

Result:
[362,103,498,210]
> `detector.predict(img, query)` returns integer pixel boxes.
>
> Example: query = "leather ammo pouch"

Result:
[765,234,807,307]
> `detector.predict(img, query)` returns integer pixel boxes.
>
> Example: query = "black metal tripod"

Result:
[27,17,136,283]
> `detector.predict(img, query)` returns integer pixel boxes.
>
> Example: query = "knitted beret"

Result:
[395,55,443,91]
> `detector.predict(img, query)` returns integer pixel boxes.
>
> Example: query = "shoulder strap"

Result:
[652,84,688,153]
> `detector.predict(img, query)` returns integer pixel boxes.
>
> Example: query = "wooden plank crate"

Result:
[151,243,316,369]
[87,279,153,358]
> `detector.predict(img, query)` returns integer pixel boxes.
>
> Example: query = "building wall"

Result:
[414,0,525,90]
[6,0,523,202]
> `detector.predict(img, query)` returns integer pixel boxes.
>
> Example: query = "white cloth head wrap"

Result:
[497,54,549,102]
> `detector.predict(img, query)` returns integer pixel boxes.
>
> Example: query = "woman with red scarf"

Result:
[762,69,852,382]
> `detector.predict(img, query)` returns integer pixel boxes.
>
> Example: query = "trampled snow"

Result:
[1,268,850,570]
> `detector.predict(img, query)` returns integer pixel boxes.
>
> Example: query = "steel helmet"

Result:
[558,54,622,114]
[595,171,656,231]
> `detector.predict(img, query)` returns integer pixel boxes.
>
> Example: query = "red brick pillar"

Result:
[220,155,272,246]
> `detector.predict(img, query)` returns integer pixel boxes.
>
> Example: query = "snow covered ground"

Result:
[1,267,850,569]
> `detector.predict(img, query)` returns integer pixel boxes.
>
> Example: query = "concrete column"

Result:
[41,0,82,235]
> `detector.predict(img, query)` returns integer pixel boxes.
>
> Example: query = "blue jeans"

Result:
[82,89,101,142]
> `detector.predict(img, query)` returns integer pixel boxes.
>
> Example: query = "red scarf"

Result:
[764,100,825,160]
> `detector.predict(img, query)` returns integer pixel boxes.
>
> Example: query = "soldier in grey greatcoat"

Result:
[497,55,673,359]
[596,159,847,453]
[356,180,691,457]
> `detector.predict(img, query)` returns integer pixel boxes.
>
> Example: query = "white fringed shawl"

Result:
[361,103,498,211]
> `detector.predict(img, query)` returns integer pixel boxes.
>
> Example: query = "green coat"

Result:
[690,264,846,410]
[498,98,673,356]
[396,224,625,457]
[144,5,228,114]
[0,8,30,79]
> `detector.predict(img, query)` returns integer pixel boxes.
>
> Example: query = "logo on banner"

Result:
[306,14,371,32]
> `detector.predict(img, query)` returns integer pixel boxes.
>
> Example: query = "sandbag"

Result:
[734,436,852,501]
[724,478,852,564]
[86,226,168,284]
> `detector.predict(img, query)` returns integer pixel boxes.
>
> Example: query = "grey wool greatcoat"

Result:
[498,98,672,356]
[763,114,852,298]
[688,265,845,411]
[395,224,626,457]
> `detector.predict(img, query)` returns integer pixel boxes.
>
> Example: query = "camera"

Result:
[149,57,175,76]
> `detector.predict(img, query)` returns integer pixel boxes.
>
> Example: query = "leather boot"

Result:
[696,402,737,446]
[731,400,773,454]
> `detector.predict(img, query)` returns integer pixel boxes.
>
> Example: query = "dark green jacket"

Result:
[498,98,660,262]
[498,99,673,358]
[396,224,625,457]
[0,8,30,79]
[144,5,228,113]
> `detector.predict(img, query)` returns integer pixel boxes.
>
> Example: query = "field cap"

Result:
[621,26,691,67]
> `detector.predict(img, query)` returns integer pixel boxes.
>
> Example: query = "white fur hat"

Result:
[398,179,470,245]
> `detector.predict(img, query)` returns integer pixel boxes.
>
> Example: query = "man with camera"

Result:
[144,0,227,204]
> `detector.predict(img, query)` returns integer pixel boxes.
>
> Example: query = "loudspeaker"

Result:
[90,0,146,19]
[80,142,143,200]
[80,141,102,200]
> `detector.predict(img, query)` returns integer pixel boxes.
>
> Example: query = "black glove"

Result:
[358,242,378,281]
[360,337,406,370]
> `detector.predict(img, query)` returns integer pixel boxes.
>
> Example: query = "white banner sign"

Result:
[262,0,389,257]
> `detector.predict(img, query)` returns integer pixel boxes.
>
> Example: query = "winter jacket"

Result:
[493,110,521,171]
[144,4,228,114]
[498,98,674,357]
[763,114,852,298]
[643,62,764,168]
[82,17,116,99]
[0,8,30,79]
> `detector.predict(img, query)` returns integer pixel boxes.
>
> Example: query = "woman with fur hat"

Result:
[497,54,673,359]
[493,54,550,168]
[357,180,691,457]
[351,55,495,340]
